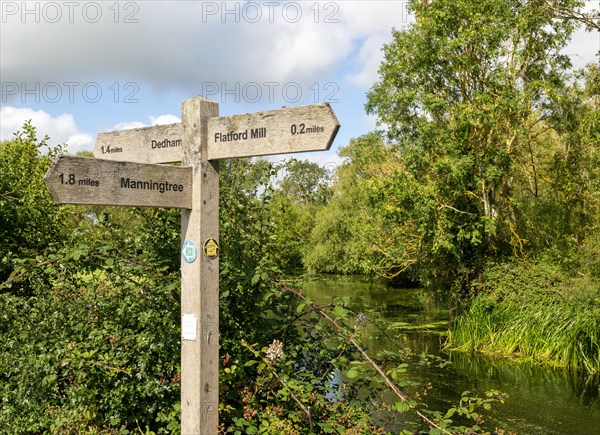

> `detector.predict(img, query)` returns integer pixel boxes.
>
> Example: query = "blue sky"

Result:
[1,1,598,168]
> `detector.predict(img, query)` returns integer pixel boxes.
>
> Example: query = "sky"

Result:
[1,1,598,169]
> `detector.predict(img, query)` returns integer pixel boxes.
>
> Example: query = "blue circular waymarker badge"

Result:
[181,240,198,264]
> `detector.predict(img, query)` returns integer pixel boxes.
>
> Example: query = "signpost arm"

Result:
[44,96,339,434]
[181,97,220,434]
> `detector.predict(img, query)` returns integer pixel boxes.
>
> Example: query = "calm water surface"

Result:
[303,275,600,435]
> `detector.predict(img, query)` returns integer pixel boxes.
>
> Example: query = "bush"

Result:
[0,243,180,433]
[0,121,69,286]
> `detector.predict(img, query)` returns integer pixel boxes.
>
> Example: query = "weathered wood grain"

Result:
[45,98,341,435]
[93,123,183,164]
[43,156,192,208]
[93,104,339,164]
[180,97,220,434]
[206,103,340,160]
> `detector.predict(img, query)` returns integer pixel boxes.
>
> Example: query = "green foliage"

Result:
[0,121,70,286]
[278,158,331,206]
[305,199,372,275]
[304,134,386,275]
[360,0,591,296]
[421,390,509,435]
[300,0,599,303]
[449,259,600,373]
[300,0,599,378]
[0,123,183,432]
[267,193,315,270]
[271,158,332,270]
[445,65,600,374]
[217,158,396,432]
[515,64,600,258]
[219,336,388,434]
[4,1,597,427]
[219,279,508,434]
[0,240,180,433]
[0,126,509,433]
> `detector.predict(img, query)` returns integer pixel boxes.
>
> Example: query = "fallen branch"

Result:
[271,280,452,434]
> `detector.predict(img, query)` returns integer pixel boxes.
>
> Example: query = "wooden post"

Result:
[181,96,220,434]
[47,96,339,434]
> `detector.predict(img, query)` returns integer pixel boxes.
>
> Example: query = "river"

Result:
[302,275,600,434]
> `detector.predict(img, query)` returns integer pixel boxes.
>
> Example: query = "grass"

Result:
[447,260,600,374]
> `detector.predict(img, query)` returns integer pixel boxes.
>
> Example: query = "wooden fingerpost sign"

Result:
[180,97,220,433]
[44,96,340,435]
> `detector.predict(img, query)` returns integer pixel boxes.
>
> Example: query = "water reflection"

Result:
[302,275,600,435]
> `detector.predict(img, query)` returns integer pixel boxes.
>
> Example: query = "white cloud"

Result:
[109,114,181,132]
[0,106,93,152]
[339,1,414,34]
[300,151,343,174]
[111,121,146,131]
[150,114,181,125]
[362,113,378,131]
[563,27,599,70]
[1,0,595,103]
[266,150,343,173]
[0,1,412,95]
[346,34,388,87]
[67,132,95,150]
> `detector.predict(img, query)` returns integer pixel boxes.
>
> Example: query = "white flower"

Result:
[356,313,367,326]
[266,339,284,361]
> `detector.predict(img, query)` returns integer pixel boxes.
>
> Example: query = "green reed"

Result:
[448,262,600,373]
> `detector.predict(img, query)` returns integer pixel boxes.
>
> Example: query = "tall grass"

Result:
[448,260,600,373]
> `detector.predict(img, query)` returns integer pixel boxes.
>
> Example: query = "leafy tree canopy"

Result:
[360,0,597,294]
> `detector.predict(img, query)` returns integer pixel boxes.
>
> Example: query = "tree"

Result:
[305,134,388,275]
[545,0,600,32]
[364,0,592,294]
[266,159,333,270]
[278,158,331,206]
[0,125,511,433]
[0,122,70,287]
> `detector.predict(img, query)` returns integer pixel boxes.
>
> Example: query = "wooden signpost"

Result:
[44,156,192,208]
[45,97,339,435]
[94,123,183,164]
[91,103,339,162]
[206,103,339,160]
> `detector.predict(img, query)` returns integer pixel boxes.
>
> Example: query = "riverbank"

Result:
[447,260,600,374]
[304,274,600,434]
